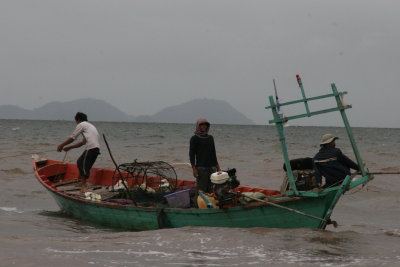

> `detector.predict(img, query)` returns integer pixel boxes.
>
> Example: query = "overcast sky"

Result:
[1,0,399,127]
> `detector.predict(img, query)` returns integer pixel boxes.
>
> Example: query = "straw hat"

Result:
[320,133,338,145]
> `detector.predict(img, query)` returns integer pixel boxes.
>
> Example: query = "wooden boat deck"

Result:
[56,182,120,200]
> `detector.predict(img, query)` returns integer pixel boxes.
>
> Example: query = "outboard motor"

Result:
[210,168,240,208]
[282,157,319,191]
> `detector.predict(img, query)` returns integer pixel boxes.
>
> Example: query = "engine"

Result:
[210,168,240,208]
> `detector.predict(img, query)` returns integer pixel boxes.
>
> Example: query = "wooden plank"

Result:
[53,178,80,187]
[61,185,120,201]
[56,181,81,191]
[37,163,68,177]
[97,191,120,200]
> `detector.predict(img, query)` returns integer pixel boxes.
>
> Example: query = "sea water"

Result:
[0,119,399,266]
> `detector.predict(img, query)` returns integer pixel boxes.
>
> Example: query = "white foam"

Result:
[0,207,22,213]
[45,248,175,257]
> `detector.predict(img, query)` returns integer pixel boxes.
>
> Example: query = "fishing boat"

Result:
[32,75,374,231]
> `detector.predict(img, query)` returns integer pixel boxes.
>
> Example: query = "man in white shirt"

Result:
[57,112,100,193]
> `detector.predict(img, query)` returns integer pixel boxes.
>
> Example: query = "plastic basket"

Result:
[164,189,191,208]
[176,185,196,194]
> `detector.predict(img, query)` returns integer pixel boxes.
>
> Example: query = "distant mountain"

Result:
[32,98,135,121]
[136,98,254,125]
[0,98,134,122]
[0,98,254,125]
[0,105,32,120]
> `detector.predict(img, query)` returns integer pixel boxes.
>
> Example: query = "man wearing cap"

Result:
[313,133,359,187]
[189,118,221,193]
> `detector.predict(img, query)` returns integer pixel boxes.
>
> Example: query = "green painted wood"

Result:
[319,174,352,229]
[331,83,368,178]
[348,175,373,190]
[48,188,338,230]
[296,75,311,116]
[265,92,348,110]
[268,106,352,124]
[269,96,298,195]
[265,79,373,200]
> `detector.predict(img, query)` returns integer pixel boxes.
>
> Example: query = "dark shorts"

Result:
[77,148,100,179]
[196,166,217,193]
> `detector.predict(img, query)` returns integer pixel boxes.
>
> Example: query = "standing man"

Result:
[313,133,359,187]
[189,118,220,193]
[57,112,100,193]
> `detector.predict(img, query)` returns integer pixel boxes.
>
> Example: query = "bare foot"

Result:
[80,184,88,194]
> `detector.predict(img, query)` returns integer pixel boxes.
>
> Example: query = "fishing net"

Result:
[112,160,178,204]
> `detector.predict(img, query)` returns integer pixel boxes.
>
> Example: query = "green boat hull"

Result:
[33,80,375,231]
[48,188,337,230]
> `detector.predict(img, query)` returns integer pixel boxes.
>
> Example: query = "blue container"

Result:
[164,189,191,208]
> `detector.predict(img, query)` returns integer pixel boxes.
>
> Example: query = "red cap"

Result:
[296,74,302,85]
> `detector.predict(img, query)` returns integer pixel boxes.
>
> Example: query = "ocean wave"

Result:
[379,167,400,172]
[0,207,23,213]
[0,168,31,174]
[32,143,54,147]
[45,248,175,257]
[149,135,165,138]
[14,141,54,147]
[384,229,400,237]
[376,151,398,156]
[170,162,191,168]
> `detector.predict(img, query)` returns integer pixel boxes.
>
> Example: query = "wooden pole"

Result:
[369,172,400,175]
[243,195,333,225]
[102,134,135,203]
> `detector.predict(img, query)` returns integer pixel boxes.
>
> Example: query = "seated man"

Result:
[313,133,359,187]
